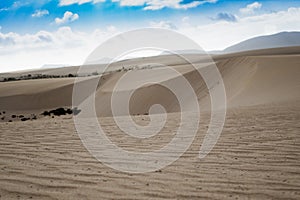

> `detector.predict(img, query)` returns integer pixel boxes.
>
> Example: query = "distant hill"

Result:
[223,32,300,53]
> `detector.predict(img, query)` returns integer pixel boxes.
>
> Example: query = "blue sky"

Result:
[1,0,300,72]
[1,0,299,33]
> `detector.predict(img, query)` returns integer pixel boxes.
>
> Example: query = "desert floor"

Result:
[0,103,299,200]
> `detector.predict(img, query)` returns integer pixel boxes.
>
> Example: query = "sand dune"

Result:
[0,78,74,112]
[0,47,299,199]
[1,47,299,116]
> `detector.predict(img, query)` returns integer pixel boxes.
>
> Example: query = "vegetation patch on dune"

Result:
[0,107,81,123]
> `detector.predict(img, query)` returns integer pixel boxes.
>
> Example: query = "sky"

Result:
[0,0,300,72]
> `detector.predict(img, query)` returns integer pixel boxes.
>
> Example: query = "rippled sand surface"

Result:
[0,104,299,199]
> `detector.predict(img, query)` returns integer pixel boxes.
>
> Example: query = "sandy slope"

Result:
[1,47,299,116]
[0,78,74,112]
[0,47,299,199]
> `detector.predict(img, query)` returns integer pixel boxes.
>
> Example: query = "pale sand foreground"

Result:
[0,104,299,199]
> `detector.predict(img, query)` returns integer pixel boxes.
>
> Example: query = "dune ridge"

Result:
[0,47,299,116]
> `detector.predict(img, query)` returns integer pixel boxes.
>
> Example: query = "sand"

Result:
[1,47,299,115]
[0,47,299,199]
[0,105,299,199]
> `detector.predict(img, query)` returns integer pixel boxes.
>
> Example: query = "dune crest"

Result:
[0,47,299,116]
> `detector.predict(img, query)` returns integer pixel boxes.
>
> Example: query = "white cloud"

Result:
[55,11,79,25]
[150,21,177,30]
[32,10,49,17]
[112,0,217,10]
[0,32,18,46]
[0,26,119,72]
[240,2,262,15]
[0,30,55,50]
[59,0,105,6]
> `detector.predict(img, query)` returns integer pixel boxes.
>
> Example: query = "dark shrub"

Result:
[42,107,80,117]
[42,111,50,116]
[50,108,67,116]
[66,108,73,115]
[21,118,30,122]
[68,74,74,77]
[19,115,24,118]
[7,77,16,82]
[12,115,16,118]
